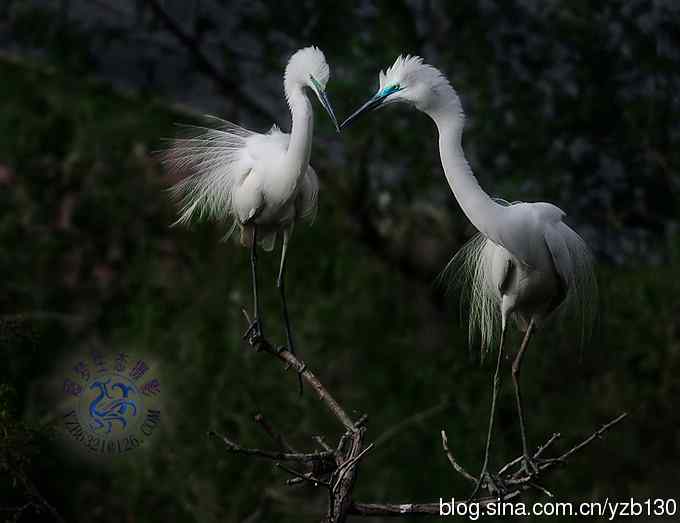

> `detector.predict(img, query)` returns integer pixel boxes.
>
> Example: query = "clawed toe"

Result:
[277,345,305,395]
[243,319,264,344]
[468,476,483,501]
[485,473,507,497]
[469,471,507,500]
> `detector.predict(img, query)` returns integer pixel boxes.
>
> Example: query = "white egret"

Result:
[163,47,339,393]
[342,55,596,494]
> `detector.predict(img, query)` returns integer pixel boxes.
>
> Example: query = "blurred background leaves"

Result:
[1,1,679,521]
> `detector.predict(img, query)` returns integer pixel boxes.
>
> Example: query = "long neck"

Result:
[285,88,314,181]
[428,97,504,242]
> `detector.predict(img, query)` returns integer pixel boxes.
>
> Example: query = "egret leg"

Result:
[512,319,538,475]
[470,327,506,499]
[243,226,264,343]
[277,230,303,395]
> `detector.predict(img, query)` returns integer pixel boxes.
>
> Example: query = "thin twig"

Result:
[275,463,330,489]
[535,432,561,458]
[441,430,477,484]
[528,481,554,498]
[208,431,331,463]
[245,334,357,432]
[16,469,66,523]
[314,435,333,452]
[254,413,296,453]
[498,431,561,476]
[556,412,628,463]
[504,412,628,488]
[336,432,351,460]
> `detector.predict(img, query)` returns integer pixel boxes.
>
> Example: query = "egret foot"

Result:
[286,339,304,396]
[243,318,264,345]
[470,471,506,500]
[276,345,305,396]
[468,475,483,501]
[277,344,297,371]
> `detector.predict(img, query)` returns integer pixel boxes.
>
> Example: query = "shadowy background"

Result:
[1,1,679,521]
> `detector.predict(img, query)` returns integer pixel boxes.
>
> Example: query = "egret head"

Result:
[285,46,339,131]
[341,55,455,128]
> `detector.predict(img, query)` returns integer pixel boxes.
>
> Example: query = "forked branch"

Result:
[210,313,627,522]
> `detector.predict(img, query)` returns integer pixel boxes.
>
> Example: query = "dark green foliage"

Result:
[1,1,680,521]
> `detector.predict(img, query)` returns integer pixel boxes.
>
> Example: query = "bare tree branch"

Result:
[441,430,476,484]
[498,431,561,476]
[212,309,628,522]
[554,412,628,463]
[485,413,628,496]
[243,326,357,432]
[350,492,520,516]
[349,414,627,517]
[4,468,67,523]
[208,431,332,464]
[314,435,333,453]
[276,462,330,488]
[254,413,296,453]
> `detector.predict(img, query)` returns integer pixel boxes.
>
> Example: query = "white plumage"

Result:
[344,54,597,352]
[342,54,597,493]
[449,203,597,353]
[166,119,319,251]
[162,47,338,391]
[163,46,334,252]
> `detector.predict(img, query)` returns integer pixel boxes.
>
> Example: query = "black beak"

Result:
[317,90,340,133]
[340,94,387,129]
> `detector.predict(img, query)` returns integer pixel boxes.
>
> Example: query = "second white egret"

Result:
[342,55,597,495]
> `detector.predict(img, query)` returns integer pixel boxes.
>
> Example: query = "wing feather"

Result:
[492,201,566,267]
[162,116,256,227]
[544,221,598,345]
[162,117,318,248]
[297,166,319,223]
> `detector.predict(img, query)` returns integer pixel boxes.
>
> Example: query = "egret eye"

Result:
[309,75,322,91]
[380,84,401,97]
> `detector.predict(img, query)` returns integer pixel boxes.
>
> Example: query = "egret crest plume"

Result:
[285,46,330,92]
[378,54,449,94]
